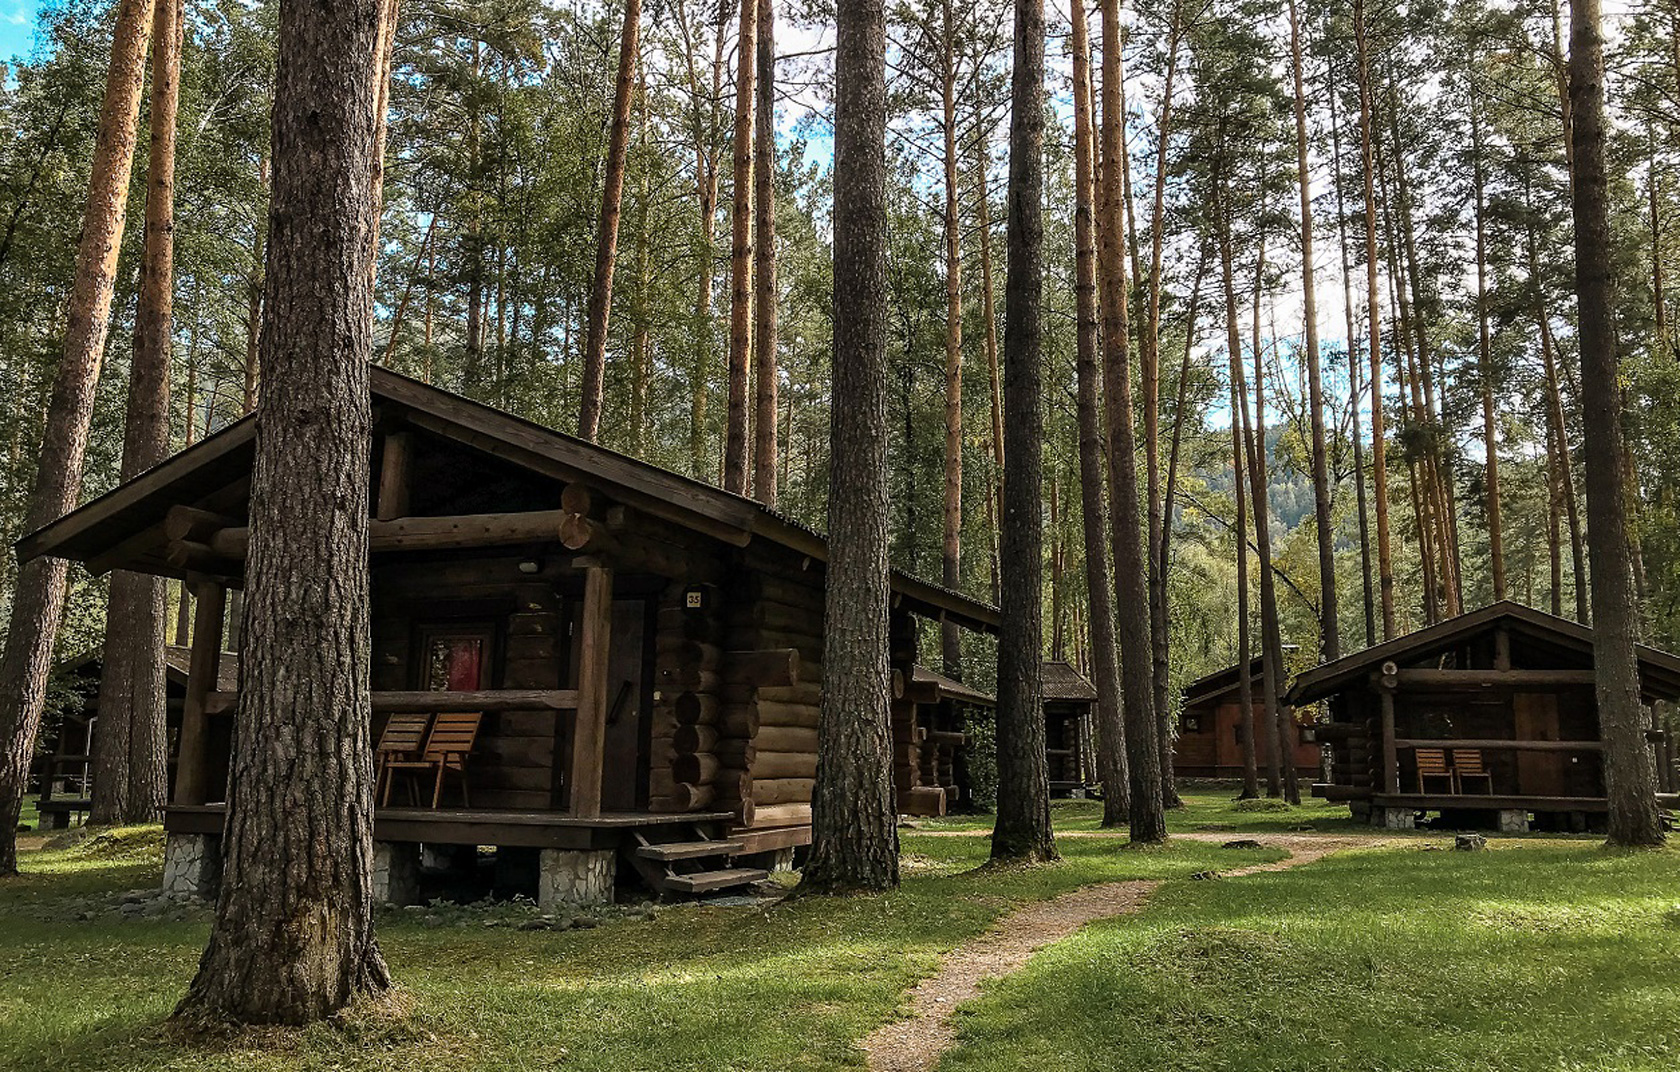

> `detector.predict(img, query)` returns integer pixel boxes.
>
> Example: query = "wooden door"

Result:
[1513,693,1565,797]
[600,598,653,812]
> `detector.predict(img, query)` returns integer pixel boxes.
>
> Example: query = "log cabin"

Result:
[29,646,233,829]
[1286,601,1680,832]
[1041,660,1097,796]
[896,666,995,816]
[1175,654,1321,781]
[17,367,999,905]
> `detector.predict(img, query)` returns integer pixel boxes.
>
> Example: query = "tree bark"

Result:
[1287,0,1337,661]
[1567,0,1663,847]
[976,127,1004,604]
[1469,78,1505,603]
[801,0,898,892]
[991,0,1056,863]
[1070,1,1128,823]
[578,0,642,442]
[1353,0,1396,640]
[92,0,182,827]
[0,0,156,873]
[752,0,779,505]
[681,0,728,477]
[1099,0,1165,844]
[176,0,392,1018]
[938,0,963,680]
[723,0,758,493]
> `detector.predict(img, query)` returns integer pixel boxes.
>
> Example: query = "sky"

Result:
[2,3,36,62]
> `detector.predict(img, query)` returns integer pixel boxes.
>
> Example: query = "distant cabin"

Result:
[1176,653,1320,781]
[897,666,995,815]
[1286,602,1680,832]
[1041,660,1097,796]
[30,646,237,829]
[19,368,999,905]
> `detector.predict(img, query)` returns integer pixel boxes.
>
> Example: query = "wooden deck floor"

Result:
[164,804,734,849]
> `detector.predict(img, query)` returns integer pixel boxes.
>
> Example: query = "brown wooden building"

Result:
[1041,661,1097,796]
[30,647,235,829]
[19,368,998,904]
[1287,602,1680,832]
[1176,655,1321,781]
[896,666,994,815]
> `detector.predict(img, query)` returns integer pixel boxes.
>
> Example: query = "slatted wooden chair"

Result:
[376,713,432,807]
[383,712,483,808]
[1415,748,1455,795]
[1452,749,1495,795]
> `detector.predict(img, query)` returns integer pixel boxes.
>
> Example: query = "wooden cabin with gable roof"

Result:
[18,367,999,906]
[1286,602,1680,832]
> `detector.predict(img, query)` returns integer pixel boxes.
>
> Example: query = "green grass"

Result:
[941,840,1680,1072]
[0,816,1262,1071]
[912,788,1359,836]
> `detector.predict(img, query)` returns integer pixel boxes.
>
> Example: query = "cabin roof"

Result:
[58,645,240,694]
[1284,601,1680,705]
[1041,660,1097,703]
[18,367,999,634]
[1180,646,1302,710]
[909,666,996,708]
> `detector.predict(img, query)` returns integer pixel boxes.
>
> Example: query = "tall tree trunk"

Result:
[176,0,392,1019]
[0,0,156,873]
[1288,0,1337,660]
[1231,359,1260,801]
[1142,1,1185,810]
[1527,210,1589,622]
[464,41,484,390]
[802,0,898,891]
[991,0,1056,864]
[92,0,183,827]
[723,0,758,493]
[578,0,642,442]
[976,127,1004,604]
[1567,0,1663,847]
[1070,1,1129,822]
[1099,0,1165,845]
[1470,82,1505,603]
[684,0,727,477]
[938,0,963,679]
[752,0,779,505]
[1353,0,1396,640]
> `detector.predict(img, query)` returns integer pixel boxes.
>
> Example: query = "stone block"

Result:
[1497,809,1529,834]
[538,849,616,909]
[161,832,222,899]
[1371,806,1415,830]
[373,841,423,906]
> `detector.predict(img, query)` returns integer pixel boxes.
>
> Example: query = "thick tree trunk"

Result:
[802,0,898,892]
[1353,0,1396,640]
[577,0,642,442]
[991,0,1056,864]
[0,0,156,873]
[723,0,757,494]
[1567,0,1663,847]
[92,0,182,827]
[938,0,963,680]
[175,0,392,1019]
[1098,0,1164,845]
[752,0,779,505]
[1288,0,1337,661]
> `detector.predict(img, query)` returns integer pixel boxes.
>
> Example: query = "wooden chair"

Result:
[1415,748,1455,795]
[383,712,483,809]
[376,713,432,807]
[1452,749,1495,795]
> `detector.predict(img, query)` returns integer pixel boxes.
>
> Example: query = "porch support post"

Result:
[173,578,226,805]
[376,430,411,520]
[569,561,614,819]
[1380,687,1399,796]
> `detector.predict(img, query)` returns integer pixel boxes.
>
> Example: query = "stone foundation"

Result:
[1497,809,1529,834]
[1370,806,1416,830]
[373,841,423,905]
[36,808,69,831]
[538,849,616,908]
[422,843,477,872]
[161,832,222,899]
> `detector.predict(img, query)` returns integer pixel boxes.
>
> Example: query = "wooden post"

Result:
[1380,687,1398,795]
[376,430,411,521]
[1494,624,1511,670]
[568,562,614,818]
[173,579,226,806]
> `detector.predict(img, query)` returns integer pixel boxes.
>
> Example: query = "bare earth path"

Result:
[861,833,1384,1072]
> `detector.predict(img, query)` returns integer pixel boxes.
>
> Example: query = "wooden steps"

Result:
[660,867,770,894]
[635,838,746,862]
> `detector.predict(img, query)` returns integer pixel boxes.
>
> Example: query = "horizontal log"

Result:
[755,725,818,753]
[743,802,810,829]
[924,729,967,747]
[560,483,594,516]
[672,782,715,810]
[712,739,757,766]
[898,786,947,817]
[748,682,823,706]
[753,751,817,780]
[212,510,576,558]
[720,704,759,738]
[205,689,579,716]
[658,667,722,693]
[751,777,813,806]
[672,724,720,754]
[723,648,800,688]
[1392,669,1598,689]
[1393,738,1604,753]
[755,700,821,728]
[657,638,722,668]
[672,752,720,785]
[674,692,721,726]
[164,505,237,543]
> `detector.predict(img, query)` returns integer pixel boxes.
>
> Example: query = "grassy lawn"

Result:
[0,812,1264,1072]
[912,787,1364,836]
[942,839,1680,1072]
